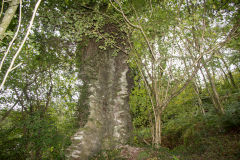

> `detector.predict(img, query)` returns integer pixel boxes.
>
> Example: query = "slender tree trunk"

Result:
[35,106,45,160]
[219,65,231,86]
[182,59,205,115]
[193,81,205,115]
[202,60,224,114]
[66,25,132,160]
[234,63,240,73]
[0,0,19,40]
[150,118,155,147]
[200,69,216,105]
[221,58,237,88]
[210,65,216,82]
[186,7,224,114]
[0,101,18,122]
[154,111,161,148]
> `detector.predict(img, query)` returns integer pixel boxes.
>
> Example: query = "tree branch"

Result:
[0,0,42,90]
[0,0,19,40]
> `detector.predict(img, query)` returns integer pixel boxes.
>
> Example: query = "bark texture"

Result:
[66,27,132,159]
[0,0,19,40]
[202,60,224,114]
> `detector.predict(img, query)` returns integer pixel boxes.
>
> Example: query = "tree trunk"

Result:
[154,111,161,148]
[219,65,231,86]
[66,26,132,159]
[221,58,237,88]
[0,0,19,40]
[204,66,224,114]
[201,63,224,114]
[193,81,205,115]
[182,58,205,115]
[234,63,240,73]
[200,69,217,108]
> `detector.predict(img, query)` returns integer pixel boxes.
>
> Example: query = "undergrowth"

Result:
[93,100,240,160]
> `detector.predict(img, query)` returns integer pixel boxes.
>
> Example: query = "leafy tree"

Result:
[0,0,240,159]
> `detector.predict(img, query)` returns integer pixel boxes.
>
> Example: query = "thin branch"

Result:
[0,0,4,18]
[164,61,172,103]
[165,40,229,108]
[0,0,42,90]
[10,62,22,71]
[14,88,27,111]
[45,68,53,111]
[127,30,157,119]
[162,21,239,110]
[0,0,19,40]
[0,0,22,71]
[109,0,158,63]
[149,0,153,17]
[0,100,18,123]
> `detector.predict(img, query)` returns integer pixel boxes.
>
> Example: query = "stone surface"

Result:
[66,35,132,159]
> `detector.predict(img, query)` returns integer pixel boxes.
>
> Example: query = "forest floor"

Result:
[91,129,240,160]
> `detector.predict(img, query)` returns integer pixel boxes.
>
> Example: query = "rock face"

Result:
[66,29,132,159]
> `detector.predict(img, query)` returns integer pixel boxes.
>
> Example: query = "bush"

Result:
[220,102,240,132]
[132,128,152,146]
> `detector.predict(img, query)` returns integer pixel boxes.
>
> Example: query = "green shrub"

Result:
[137,151,149,160]
[90,149,126,160]
[132,128,152,146]
[220,102,240,132]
